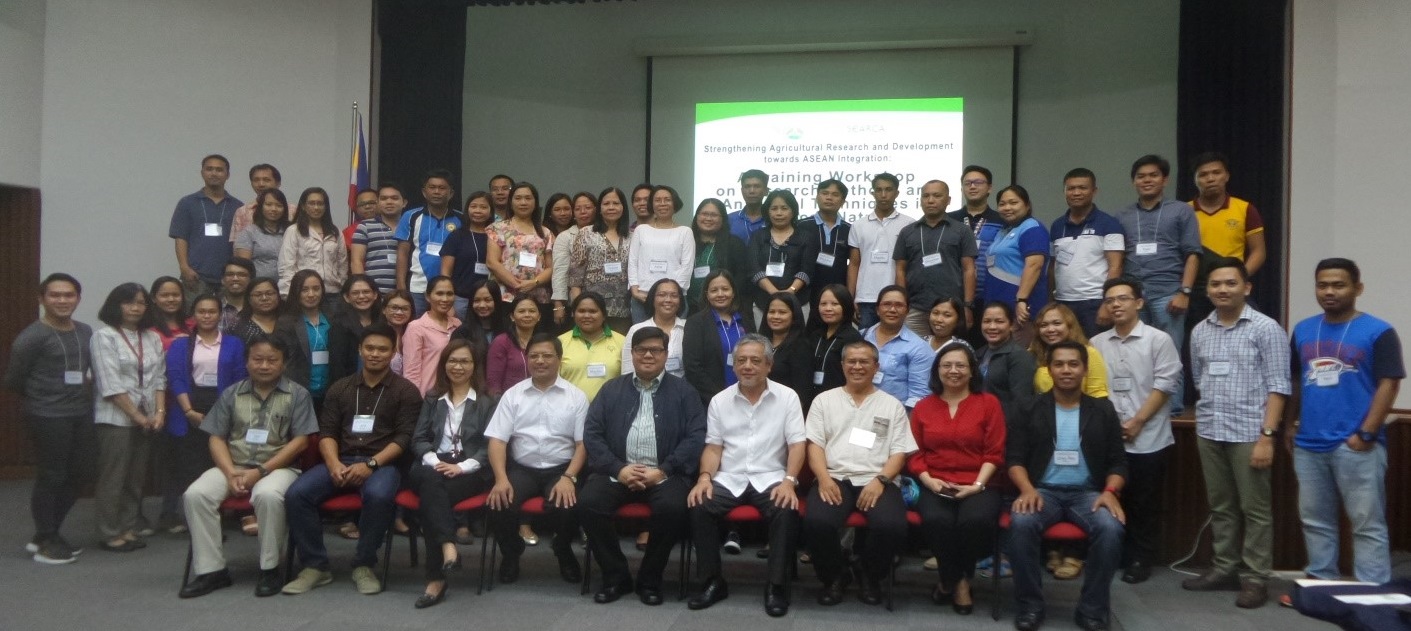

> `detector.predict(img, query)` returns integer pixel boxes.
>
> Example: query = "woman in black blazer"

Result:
[805,284,864,402]
[975,301,1037,421]
[274,269,357,409]
[687,199,751,314]
[760,291,816,411]
[682,270,755,407]
[407,338,497,608]
[746,190,819,313]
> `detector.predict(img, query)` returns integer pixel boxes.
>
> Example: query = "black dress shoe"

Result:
[442,552,462,572]
[953,601,974,615]
[556,553,582,583]
[179,569,233,599]
[687,577,729,610]
[817,571,851,606]
[1121,561,1151,584]
[1014,611,1045,631]
[637,586,664,606]
[414,588,447,609]
[856,572,883,606]
[593,580,634,604]
[498,554,520,584]
[1074,613,1109,631]
[764,583,790,617]
[255,569,283,597]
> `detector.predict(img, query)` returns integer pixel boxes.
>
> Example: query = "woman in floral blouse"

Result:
[569,186,632,334]
[485,181,554,330]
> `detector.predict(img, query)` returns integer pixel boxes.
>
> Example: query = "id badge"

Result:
[204,223,222,237]
[1316,370,1340,387]
[474,262,489,275]
[311,350,330,365]
[426,242,442,256]
[1054,450,1080,466]
[351,414,376,434]
[726,353,734,367]
[1207,361,1231,376]
[765,262,785,277]
[517,250,538,268]
[586,363,607,378]
[693,265,711,279]
[870,251,890,264]
[665,356,682,372]
[244,428,270,445]
[386,251,397,264]
[813,370,825,385]
[64,370,83,385]
[1135,242,1157,256]
[872,370,884,385]
[847,427,877,449]
[1055,247,1075,265]
[816,252,836,267]
[1111,376,1133,391]
[603,261,623,274]
[922,253,943,268]
[196,373,219,387]
[649,259,668,273]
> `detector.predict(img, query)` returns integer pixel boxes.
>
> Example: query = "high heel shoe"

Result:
[953,582,974,615]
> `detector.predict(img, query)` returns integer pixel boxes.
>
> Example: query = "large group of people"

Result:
[3,152,1401,631]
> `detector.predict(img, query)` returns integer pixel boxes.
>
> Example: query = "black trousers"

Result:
[487,461,579,559]
[577,474,689,589]
[689,482,799,586]
[27,414,96,540]
[914,487,1001,584]
[1121,447,1171,566]
[802,479,906,583]
[408,462,490,581]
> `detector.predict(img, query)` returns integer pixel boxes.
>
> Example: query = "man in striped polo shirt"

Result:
[351,183,407,295]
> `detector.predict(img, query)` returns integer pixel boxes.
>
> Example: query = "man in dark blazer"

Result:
[1007,340,1127,631]
[579,326,707,606]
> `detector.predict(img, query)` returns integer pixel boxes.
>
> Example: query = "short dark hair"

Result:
[631,183,654,202]
[202,154,230,170]
[225,257,256,279]
[646,278,683,318]
[248,163,281,183]
[1102,276,1145,300]
[996,184,1032,210]
[1130,154,1171,179]
[982,300,1016,324]
[817,178,848,198]
[356,187,377,199]
[488,174,514,188]
[739,169,769,186]
[651,185,683,213]
[423,169,455,187]
[876,284,909,307]
[424,275,455,299]
[1190,151,1230,173]
[631,326,668,349]
[570,291,607,319]
[377,182,404,197]
[762,189,800,224]
[929,341,983,395]
[527,332,561,356]
[245,333,290,362]
[188,293,223,318]
[962,165,993,184]
[39,273,81,296]
[1315,257,1361,284]
[871,172,899,189]
[253,189,290,234]
[1063,167,1096,186]
[98,283,156,329]
[1207,257,1249,283]
[360,322,398,346]
[1047,340,1089,368]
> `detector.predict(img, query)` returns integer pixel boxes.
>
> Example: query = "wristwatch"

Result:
[875,474,893,485]
[255,464,269,477]
[1358,430,1378,443]
[366,458,379,471]
[1260,427,1278,438]
[783,475,799,485]
[1179,286,1193,296]
[562,474,578,484]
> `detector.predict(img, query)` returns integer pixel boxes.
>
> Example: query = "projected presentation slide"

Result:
[693,97,963,222]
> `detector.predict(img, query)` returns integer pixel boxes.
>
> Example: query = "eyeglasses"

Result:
[445,358,473,366]
[963,179,989,187]
[633,347,667,357]
[1102,295,1136,306]
[878,301,908,310]
[938,362,969,372]
[386,305,411,313]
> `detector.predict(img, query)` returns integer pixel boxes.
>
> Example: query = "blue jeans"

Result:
[857,302,879,329]
[1293,443,1391,583]
[629,297,651,325]
[1010,487,1124,621]
[412,293,428,318]
[286,457,401,570]
[1139,293,1185,414]
[1058,298,1104,339]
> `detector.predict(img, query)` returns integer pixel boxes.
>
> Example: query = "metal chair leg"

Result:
[381,523,395,587]
[479,512,492,595]
[182,541,194,589]
[885,556,896,612]
[991,528,1003,620]
[581,536,593,595]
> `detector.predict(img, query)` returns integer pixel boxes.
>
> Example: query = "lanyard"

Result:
[715,313,742,350]
[1134,204,1164,244]
[117,327,144,388]
[816,220,841,255]
[444,395,468,457]
[307,317,327,350]
[355,383,386,416]
[1315,316,1355,362]
[698,243,716,267]
[198,197,227,227]
[923,222,948,257]
[52,327,83,374]
[814,336,839,371]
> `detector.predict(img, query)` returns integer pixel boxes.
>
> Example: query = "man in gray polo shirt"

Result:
[894,179,976,338]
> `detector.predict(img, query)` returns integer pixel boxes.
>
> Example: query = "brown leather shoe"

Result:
[1181,570,1240,591]
[1235,579,1268,608]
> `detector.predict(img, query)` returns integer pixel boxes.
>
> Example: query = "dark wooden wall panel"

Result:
[0,185,43,478]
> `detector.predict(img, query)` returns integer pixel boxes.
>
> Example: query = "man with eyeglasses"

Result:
[848,173,915,328]
[686,334,805,616]
[948,165,1004,346]
[578,326,706,606]
[1089,278,1179,587]
[485,333,590,585]
[351,183,408,295]
[219,258,255,333]
[343,188,380,250]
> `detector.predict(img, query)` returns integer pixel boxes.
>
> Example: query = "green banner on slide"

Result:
[695,97,963,124]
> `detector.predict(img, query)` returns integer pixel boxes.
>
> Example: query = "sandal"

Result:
[923,556,938,571]
[1045,550,1062,573]
[635,531,649,551]
[1053,556,1084,580]
[241,515,259,536]
[338,522,361,540]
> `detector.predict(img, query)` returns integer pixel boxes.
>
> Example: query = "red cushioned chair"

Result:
[992,512,1089,620]
[580,502,690,600]
[392,489,492,593]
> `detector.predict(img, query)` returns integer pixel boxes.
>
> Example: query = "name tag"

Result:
[649,259,668,273]
[1055,247,1075,265]
[1111,376,1133,391]
[517,250,538,268]
[922,253,943,268]
[665,356,682,372]
[848,427,877,449]
[726,353,734,367]
[474,262,489,275]
[64,370,83,385]
[426,242,442,256]
[603,261,623,274]
[1054,450,1080,466]
[196,373,218,387]
[1207,361,1231,376]
[351,414,376,434]
[1316,371,1340,387]
[765,261,785,277]
[870,251,891,264]
[204,223,222,237]
[1135,242,1157,256]
[813,370,825,385]
[816,252,836,267]
[872,370,884,385]
[244,428,269,445]
[386,251,398,264]
[693,265,711,279]
[311,350,330,366]
[586,363,607,378]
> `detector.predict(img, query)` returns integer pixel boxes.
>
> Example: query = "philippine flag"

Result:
[347,109,370,219]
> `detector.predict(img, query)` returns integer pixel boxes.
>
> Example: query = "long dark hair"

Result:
[691,198,728,241]
[594,187,629,237]
[543,192,573,235]
[283,269,326,317]
[762,291,806,348]
[148,276,187,337]
[806,284,857,335]
[253,189,291,234]
[509,181,545,237]
[432,338,486,398]
[293,187,337,239]
[339,274,384,322]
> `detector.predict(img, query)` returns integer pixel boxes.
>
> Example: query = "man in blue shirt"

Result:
[395,169,465,314]
[727,169,769,244]
[1049,168,1124,337]
[1287,258,1403,587]
[169,154,242,297]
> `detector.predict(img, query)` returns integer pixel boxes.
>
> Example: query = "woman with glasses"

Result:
[618,279,686,378]
[861,285,933,410]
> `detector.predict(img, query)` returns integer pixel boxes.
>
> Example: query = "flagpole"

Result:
[349,102,359,219]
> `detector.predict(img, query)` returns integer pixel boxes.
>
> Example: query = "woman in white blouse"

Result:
[627,185,694,323]
[91,282,167,552]
[619,278,687,378]
[278,187,348,308]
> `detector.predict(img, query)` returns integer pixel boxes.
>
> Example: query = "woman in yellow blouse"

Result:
[556,291,623,401]
[1029,303,1108,396]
